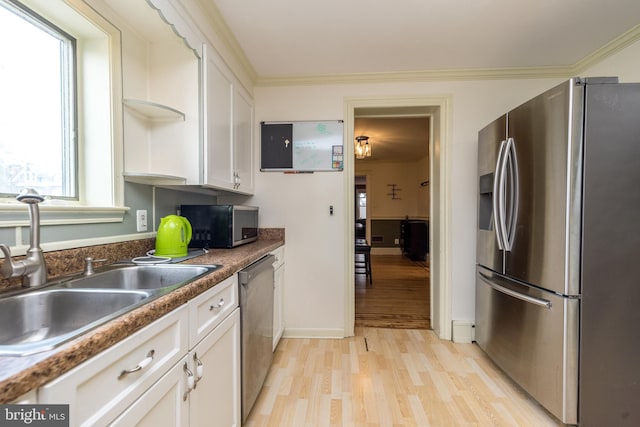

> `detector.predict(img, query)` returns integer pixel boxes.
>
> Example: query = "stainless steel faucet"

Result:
[0,188,48,287]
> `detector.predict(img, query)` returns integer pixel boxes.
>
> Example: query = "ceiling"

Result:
[354,116,429,162]
[209,0,640,79]
[208,0,640,162]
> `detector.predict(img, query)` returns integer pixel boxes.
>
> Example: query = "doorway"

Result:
[353,115,430,329]
[344,95,452,339]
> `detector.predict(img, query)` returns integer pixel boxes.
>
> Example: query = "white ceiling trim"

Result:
[192,0,257,84]
[570,23,640,74]
[193,0,640,89]
[252,24,640,87]
[254,66,572,87]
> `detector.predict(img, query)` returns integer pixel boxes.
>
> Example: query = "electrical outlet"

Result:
[136,210,148,232]
[394,238,400,245]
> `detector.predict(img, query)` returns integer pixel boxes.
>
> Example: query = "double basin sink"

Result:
[0,263,220,356]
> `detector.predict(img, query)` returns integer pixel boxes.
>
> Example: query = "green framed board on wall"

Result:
[260,120,344,172]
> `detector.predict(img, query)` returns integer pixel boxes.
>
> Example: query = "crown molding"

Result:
[254,23,640,87]
[192,0,257,85]
[193,0,640,89]
[254,66,572,87]
[570,23,640,74]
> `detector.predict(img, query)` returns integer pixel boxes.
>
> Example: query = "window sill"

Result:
[0,204,129,227]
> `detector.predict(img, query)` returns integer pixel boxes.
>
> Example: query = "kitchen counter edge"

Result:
[0,238,284,403]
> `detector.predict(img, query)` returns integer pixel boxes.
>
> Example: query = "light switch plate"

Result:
[136,210,148,232]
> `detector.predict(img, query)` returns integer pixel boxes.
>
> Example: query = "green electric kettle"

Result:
[155,215,192,258]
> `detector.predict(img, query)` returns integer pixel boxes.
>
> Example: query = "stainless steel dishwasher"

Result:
[239,254,275,422]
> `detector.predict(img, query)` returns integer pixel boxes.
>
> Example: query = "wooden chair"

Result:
[355,238,372,286]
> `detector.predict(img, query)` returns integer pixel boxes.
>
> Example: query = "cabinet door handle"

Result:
[183,362,195,401]
[193,352,204,388]
[118,349,155,380]
[209,298,225,311]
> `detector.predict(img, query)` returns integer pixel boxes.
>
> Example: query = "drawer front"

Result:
[38,305,188,427]
[109,355,189,427]
[11,390,37,404]
[189,275,238,348]
[271,246,285,270]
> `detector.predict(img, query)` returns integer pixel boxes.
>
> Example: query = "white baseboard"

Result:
[282,328,345,339]
[452,320,476,343]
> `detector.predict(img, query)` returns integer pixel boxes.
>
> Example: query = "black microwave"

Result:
[180,205,259,248]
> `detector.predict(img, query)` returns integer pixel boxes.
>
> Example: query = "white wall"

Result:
[356,160,426,219]
[252,33,640,335]
[251,78,564,336]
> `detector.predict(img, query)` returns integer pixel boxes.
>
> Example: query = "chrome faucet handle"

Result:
[0,244,26,279]
[83,257,107,276]
[0,244,13,278]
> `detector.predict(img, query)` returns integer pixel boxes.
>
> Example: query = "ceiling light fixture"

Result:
[355,135,372,159]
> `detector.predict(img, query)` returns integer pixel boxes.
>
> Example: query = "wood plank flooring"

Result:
[355,255,430,329]
[245,327,562,426]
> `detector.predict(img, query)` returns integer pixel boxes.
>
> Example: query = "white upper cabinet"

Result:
[203,44,255,195]
[203,44,234,189]
[90,0,254,194]
[233,85,255,194]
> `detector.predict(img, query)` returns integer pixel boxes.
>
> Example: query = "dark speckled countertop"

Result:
[0,234,284,403]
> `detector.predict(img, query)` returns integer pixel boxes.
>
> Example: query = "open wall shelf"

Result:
[123,99,185,121]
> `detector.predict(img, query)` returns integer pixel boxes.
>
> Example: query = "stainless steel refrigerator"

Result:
[475,77,640,426]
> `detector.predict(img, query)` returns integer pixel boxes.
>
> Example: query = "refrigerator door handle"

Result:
[493,139,508,250]
[497,139,511,251]
[478,271,552,309]
[504,137,519,251]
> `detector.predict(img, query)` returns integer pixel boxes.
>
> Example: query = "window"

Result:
[0,0,77,199]
[358,191,367,219]
[0,0,125,213]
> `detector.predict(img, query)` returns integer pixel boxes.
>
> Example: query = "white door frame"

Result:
[343,95,453,340]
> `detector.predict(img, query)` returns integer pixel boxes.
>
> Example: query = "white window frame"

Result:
[0,0,78,199]
[0,0,127,225]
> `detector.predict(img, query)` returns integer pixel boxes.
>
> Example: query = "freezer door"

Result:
[505,80,584,295]
[475,266,578,425]
[476,114,506,273]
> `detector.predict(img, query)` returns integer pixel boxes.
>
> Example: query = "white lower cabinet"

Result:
[271,246,285,350]
[112,309,240,427]
[109,354,190,427]
[188,308,240,427]
[11,390,37,404]
[37,275,240,427]
[38,305,189,426]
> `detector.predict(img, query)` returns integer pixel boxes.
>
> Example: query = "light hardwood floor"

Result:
[245,255,561,426]
[245,327,562,426]
[355,255,430,329]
